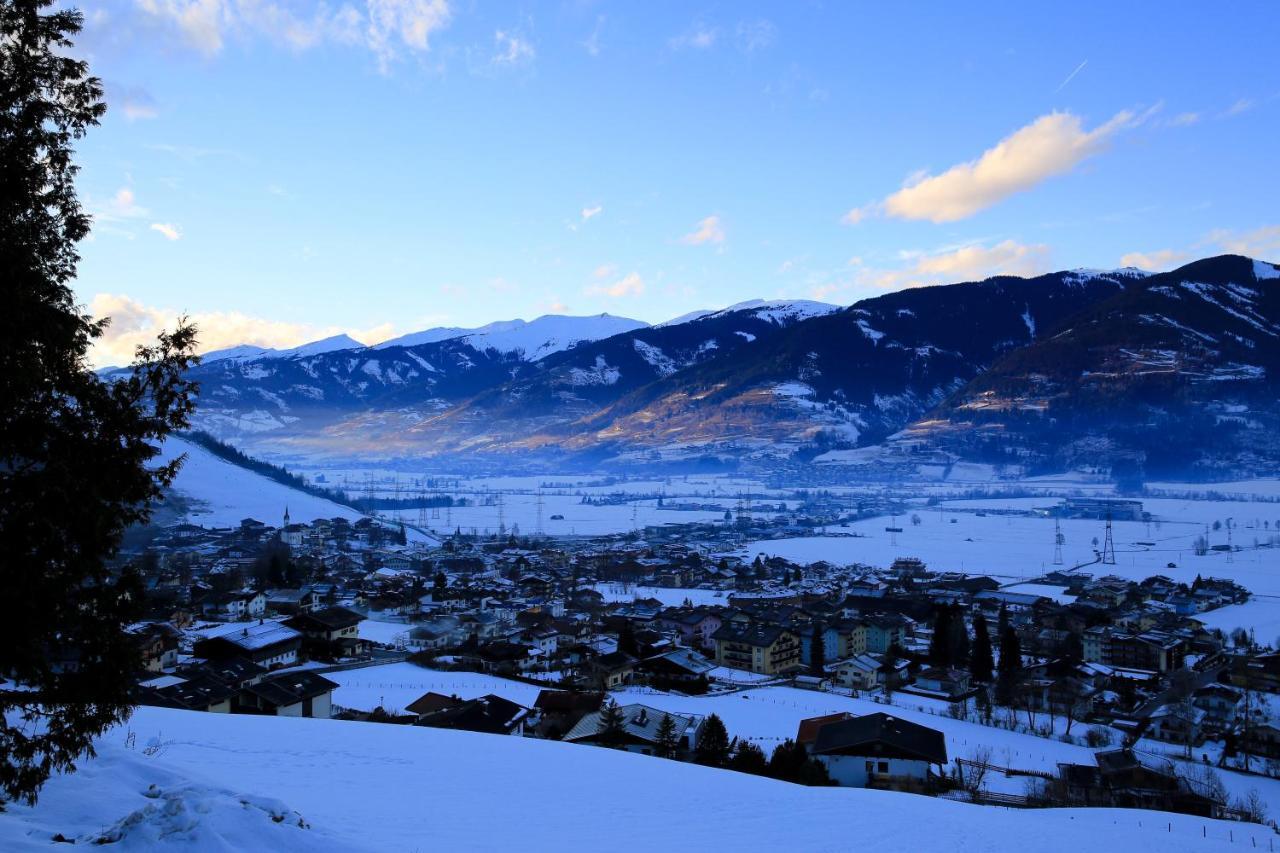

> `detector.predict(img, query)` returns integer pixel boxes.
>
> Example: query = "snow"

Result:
[375,314,647,361]
[1197,598,1280,644]
[1255,259,1280,281]
[160,436,364,526]
[591,583,729,607]
[1,705,1256,852]
[277,335,365,359]
[739,495,1280,595]
[1022,306,1036,338]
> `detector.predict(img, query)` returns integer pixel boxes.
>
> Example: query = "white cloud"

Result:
[581,205,603,221]
[149,222,182,240]
[679,215,725,246]
[1168,112,1200,127]
[734,19,775,52]
[492,30,534,66]
[586,271,644,298]
[137,0,225,56]
[1207,225,1280,260]
[582,15,604,57]
[87,292,389,367]
[1118,248,1189,271]
[851,110,1147,224]
[669,25,718,50]
[133,0,452,69]
[868,240,1052,290]
[1222,98,1255,118]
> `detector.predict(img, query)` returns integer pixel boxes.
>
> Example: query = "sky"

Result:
[63,0,1280,366]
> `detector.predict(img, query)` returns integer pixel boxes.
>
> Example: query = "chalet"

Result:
[285,606,367,659]
[414,694,530,736]
[640,648,715,687]
[829,654,884,691]
[711,623,802,675]
[193,621,303,669]
[199,589,267,621]
[1058,748,1218,817]
[266,587,321,616]
[862,615,907,655]
[655,608,722,652]
[905,667,972,701]
[583,650,637,689]
[531,689,604,739]
[239,670,339,718]
[810,713,948,790]
[563,703,704,756]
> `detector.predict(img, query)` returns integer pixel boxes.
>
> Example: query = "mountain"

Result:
[177,256,1280,476]
[316,299,844,460]
[373,313,647,359]
[201,334,366,365]
[909,255,1280,477]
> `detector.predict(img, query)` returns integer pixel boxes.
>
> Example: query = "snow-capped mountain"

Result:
[175,257,1280,475]
[201,334,365,364]
[374,313,647,359]
[914,255,1280,476]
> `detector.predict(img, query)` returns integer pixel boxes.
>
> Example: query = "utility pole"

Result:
[1227,517,1235,564]
[1102,512,1116,566]
[1053,518,1064,566]
[535,489,544,537]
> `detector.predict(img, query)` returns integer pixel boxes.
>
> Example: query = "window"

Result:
[878,761,889,774]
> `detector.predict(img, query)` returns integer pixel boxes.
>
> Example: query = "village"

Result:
[116,501,1280,829]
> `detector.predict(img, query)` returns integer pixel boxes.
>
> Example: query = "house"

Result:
[531,690,604,739]
[711,623,802,675]
[810,713,947,790]
[139,658,266,714]
[239,670,339,718]
[563,703,704,756]
[1058,748,1219,817]
[582,650,637,689]
[1144,703,1205,745]
[193,620,303,670]
[132,623,180,672]
[413,694,530,736]
[285,606,367,659]
[1192,684,1241,726]
[904,666,972,701]
[200,589,267,621]
[863,615,907,655]
[640,648,715,687]
[266,587,321,616]
[829,654,883,692]
[795,712,854,750]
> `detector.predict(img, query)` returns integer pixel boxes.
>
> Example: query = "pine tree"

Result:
[618,620,639,656]
[695,713,731,766]
[996,626,1022,706]
[653,713,680,759]
[949,605,971,666]
[1,1,198,806]
[727,740,768,775]
[929,606,953,666]
[809,622,826,676]
[596,699,626,748]
[969,612,995,683]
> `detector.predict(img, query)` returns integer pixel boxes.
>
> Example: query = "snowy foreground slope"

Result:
[0,706,1259,852]
[159,436,361,527]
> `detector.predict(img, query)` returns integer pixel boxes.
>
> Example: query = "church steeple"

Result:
[283,505,290,529]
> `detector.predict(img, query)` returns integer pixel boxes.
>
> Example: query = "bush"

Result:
[1085,726,1113,748]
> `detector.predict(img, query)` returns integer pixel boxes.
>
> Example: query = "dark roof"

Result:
[811,713,947,765]
[242,671,339,708]
[533,690,605,713]
[414,694,529,735]
[286,606,364,632]
[796,712,854,746]
[711,622,795,647]
[405,691,462,716]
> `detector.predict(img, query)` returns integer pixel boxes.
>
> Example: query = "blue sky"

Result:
[68,1,1280,364]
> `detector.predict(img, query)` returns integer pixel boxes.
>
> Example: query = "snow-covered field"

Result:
[162,436,363,527]
[740,496,1280,594]
[0,705,1260,851]
[592,583,730,607]
[329,663,1280,816]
